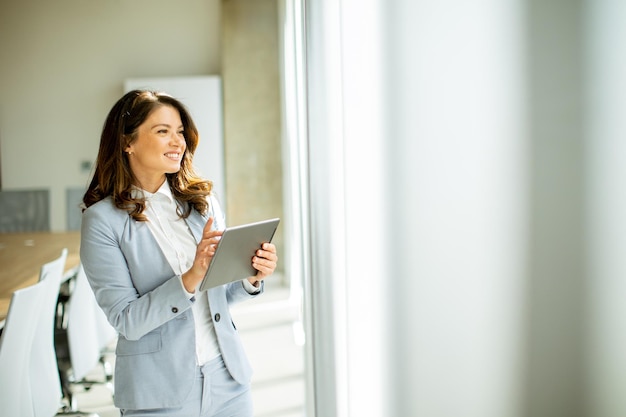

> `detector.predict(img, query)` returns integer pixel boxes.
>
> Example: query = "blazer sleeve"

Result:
[80,202,195,341]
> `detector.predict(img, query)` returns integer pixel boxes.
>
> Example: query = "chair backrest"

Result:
[82,268,117,352]
[94,296,117,352]
[0,280,47,417]
[31,248,68,417]
[66,186,85,231]
[0,189,50,232]
[66,264,102,381]
[38,247,68,283]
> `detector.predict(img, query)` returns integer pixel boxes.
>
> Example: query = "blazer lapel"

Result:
[182,204,208,243]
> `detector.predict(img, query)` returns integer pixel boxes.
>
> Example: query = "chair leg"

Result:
[99,354,115,396]
[56,407,101,417]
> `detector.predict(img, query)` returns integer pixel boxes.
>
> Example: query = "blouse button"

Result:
[214,313,221,322]
[171,307,179,313]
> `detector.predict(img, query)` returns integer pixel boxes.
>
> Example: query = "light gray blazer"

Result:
[80,196,262,410]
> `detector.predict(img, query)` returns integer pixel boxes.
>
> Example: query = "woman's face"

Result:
[125,105,186,191]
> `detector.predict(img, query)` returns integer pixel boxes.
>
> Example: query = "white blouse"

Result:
[137,181,256,365]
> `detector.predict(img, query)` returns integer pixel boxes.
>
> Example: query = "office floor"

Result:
[72,279,306,417]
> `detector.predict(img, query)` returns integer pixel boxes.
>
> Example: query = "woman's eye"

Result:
[177,130,185,136]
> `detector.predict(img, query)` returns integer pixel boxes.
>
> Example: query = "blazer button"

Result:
[214,313,221,322]
[171,307,179,313]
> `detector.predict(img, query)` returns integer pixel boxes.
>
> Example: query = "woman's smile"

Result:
[164,152,182,161]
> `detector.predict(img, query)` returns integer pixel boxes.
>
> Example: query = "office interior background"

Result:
[2,0,626,416]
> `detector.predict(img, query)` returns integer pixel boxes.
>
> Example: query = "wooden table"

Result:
[0,231,80,322]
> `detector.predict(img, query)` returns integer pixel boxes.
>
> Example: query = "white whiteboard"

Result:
[124,76,226,206]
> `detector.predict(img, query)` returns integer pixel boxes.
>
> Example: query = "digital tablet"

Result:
[198,218,280,292]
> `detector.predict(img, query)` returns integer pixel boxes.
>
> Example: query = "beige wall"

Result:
[221,0,284,274]
[0,0,283,260]
[0,0,222,230]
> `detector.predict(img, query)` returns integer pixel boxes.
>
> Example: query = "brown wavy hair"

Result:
[83,90,212,221]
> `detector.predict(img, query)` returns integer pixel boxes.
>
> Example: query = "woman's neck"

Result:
[135,176,167,194]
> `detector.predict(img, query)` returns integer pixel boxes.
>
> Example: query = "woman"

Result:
[80,89,277,416]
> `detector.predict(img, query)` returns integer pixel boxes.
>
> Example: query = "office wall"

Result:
[221,0,284,273]
[0,0,221,231]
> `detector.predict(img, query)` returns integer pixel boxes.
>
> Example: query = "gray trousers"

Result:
[120,356,253,417]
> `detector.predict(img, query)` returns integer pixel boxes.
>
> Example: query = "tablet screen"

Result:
[198,218,280,292]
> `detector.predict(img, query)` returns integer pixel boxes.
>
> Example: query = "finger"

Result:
[203,244,217,256]
[261,242,276,253]
[254,263,275,278]
[206,236,222,245]
[253,263,272,276]
[202,239,222,256]
[202,217,224,239]
[256,248,278,262]
[252,256,276,272]
[204,217,214,232]
[252,256,271,267]
[203,229,223,241]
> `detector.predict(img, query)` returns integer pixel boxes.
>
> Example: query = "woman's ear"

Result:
[123,134,133,152]
[124,138,133,154]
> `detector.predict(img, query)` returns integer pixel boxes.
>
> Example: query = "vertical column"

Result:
[523,1,587,416]
[340,1,389,416]
[586,1,626,416]
[221,0,284,265]
[305,1,348,415]
[383,1,528,416]
[306,0,393,413]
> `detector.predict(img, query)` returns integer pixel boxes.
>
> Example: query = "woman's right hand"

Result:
[182,217,223,292]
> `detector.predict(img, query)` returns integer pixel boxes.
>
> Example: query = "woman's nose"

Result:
[170,132,185,146]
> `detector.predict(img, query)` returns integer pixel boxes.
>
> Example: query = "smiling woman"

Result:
[79,89,278,416]
[83,90,211,223]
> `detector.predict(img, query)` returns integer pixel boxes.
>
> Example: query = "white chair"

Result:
[0,280,48,417]
[93,293,117,384]
[31,249,101,417]
[62,264,113,410]
[94,298,117,356]
[31,248,68,417]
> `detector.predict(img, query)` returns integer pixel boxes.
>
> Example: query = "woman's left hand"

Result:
[247,243,278,287]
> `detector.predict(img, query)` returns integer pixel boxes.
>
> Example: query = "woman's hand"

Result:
[182,217,223,292]
[247,242,278,287]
